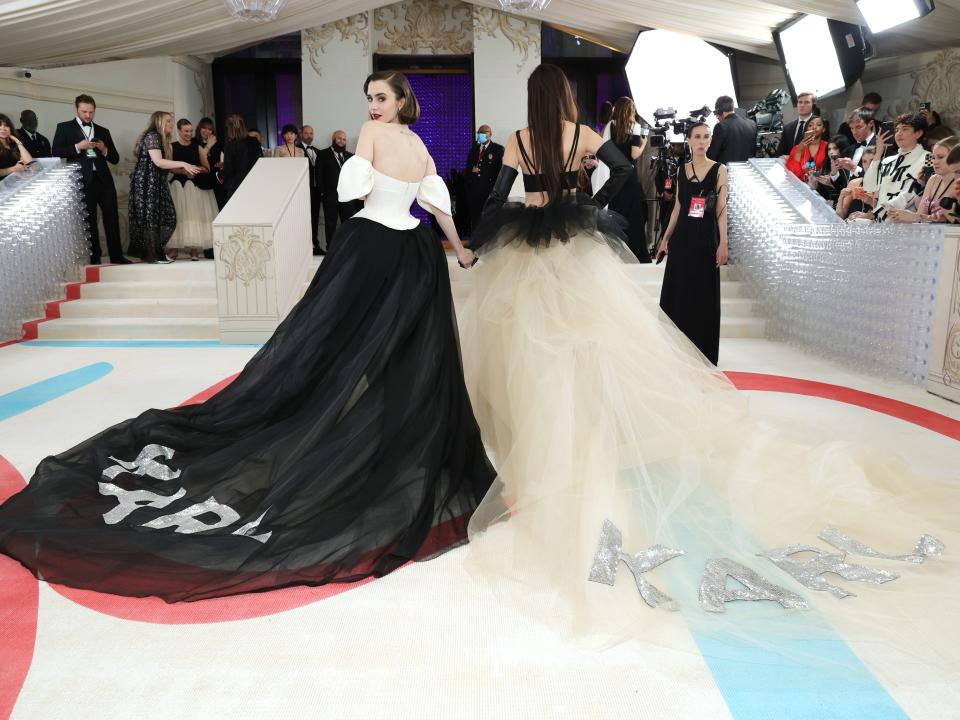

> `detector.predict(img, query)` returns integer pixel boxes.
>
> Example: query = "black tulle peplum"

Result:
[471,194,631,254]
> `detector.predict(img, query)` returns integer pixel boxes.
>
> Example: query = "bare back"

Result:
[503,120,606,207]
[355,120,433,182]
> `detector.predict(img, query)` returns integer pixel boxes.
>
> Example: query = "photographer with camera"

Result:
[707,95,756,165]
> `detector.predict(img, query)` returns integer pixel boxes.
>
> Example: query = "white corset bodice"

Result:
[337,155,451,230]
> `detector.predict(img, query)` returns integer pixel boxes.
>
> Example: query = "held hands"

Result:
[181,163,203,177]
[457,248,477,269]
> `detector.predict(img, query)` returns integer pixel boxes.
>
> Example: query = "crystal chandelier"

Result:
[224,0,291,21]
[497,0,553,11]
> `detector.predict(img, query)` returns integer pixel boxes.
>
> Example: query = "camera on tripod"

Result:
[746,88,788,158]
[648,106,712,148]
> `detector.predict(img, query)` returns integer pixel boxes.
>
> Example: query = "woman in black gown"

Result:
[0,73,495,602]
[605,97,650,262]
[656,121,728,364]
[128,111,202,263]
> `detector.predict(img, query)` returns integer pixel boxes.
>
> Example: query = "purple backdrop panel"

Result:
[275,73,302,146]
[406,73,473,224]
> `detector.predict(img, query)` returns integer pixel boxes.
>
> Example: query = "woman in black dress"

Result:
[195,117,226,211]
[220,113,262,203]
[0,72,494,602]
[128,111,202,263]
[167,118,218,260]
[655,121,728,364]
[605,97,650,262]
[0,113,32,179]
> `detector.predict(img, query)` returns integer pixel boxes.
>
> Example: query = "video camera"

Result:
[746,88,789,158]
[648,105,713,148]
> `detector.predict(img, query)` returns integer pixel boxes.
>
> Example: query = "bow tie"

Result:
[81,122,92,128]
[855,141,868,148]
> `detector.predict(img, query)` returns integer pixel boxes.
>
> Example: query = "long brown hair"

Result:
[363,71,420,125]
[0,114,18,159]
[610,97,636,145]
[225,114,248,141]
[526,64,579,205]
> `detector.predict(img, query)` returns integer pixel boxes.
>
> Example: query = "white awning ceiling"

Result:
[2,0,960,68]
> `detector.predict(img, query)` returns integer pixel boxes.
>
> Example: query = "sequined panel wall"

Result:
[727,160,943,384]
[0,162,87,341]
[407,72,474,224]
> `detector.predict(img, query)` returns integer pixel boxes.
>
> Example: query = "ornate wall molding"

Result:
[473,7,540,70]
[215,226,274,286]
[375,0,473,55]
[303,12,370,76]
[909,48,960,130]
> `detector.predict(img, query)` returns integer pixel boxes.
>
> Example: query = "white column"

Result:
[472,7,541,197]
[211,158,312,344]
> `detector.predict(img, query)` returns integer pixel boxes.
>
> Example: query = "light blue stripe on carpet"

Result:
[0,362,113,421]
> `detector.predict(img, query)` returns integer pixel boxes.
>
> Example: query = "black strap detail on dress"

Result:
[519,125,582,192]
[516,130,536,174]
[564,123,581,172]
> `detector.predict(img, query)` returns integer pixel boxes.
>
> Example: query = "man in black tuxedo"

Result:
[838,92,883,146]
[317,130,361,251]
[776,91,817,159]
[707,96,757,164]
[52,94,129,264]
[464,124,504,232]
[16,110,51,158]
[298,124,323,255]
[828,107,881,192]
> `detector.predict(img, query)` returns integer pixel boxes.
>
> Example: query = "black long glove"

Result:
[592,140,633,208]
[482,165,519,216]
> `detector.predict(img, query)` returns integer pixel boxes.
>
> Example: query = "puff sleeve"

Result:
[416,174,452,217]
[337,155,374,202]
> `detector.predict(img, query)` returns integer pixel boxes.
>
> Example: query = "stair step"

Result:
[719,317,766,338]
[58,298,218,318]
[96,261,216,282]
[38,317,219,340]
[77,281,217,299]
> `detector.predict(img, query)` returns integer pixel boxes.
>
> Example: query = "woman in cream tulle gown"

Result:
[458,64,959,684]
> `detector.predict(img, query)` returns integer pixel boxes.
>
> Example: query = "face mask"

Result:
[477,133,487,144]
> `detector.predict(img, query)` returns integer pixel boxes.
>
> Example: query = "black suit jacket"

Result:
[16,128,51,158]
[297,142,322,189]
[707,114,757,164]
[317,146,353,203]
[776,119,804,158]
[51,118,120,187]
[464,141,504,195]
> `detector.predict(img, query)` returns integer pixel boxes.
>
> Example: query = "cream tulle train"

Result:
[452,227,959,680]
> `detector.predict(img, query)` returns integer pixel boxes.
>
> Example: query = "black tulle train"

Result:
[0,217,495,602]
